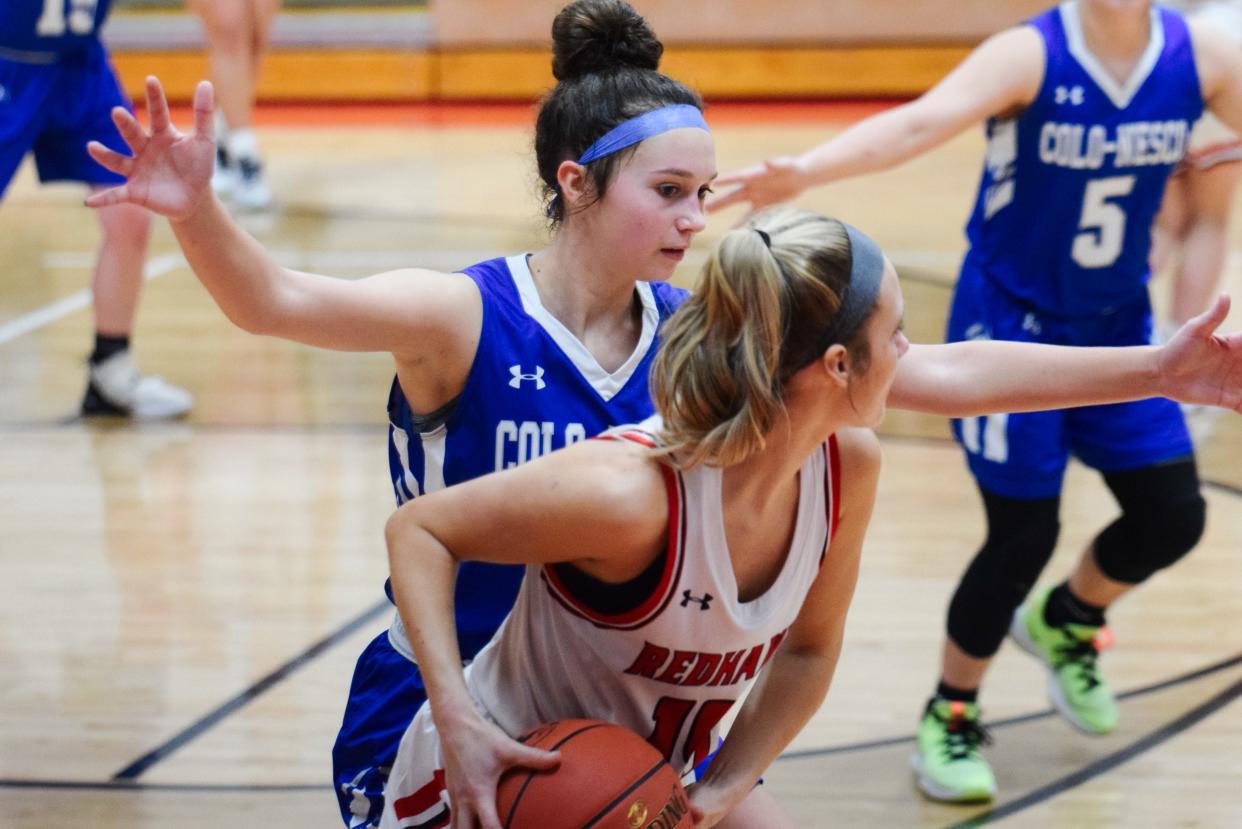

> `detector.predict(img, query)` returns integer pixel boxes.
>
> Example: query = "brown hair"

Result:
[536,0,703,224]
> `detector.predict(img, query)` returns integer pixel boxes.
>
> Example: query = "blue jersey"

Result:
[0,0,112,62]
[385,254,688,658]
[963,3,1203,317]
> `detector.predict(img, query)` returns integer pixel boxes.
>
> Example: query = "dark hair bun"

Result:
[551,0,663,81]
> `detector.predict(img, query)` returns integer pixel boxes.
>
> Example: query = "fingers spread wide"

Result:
[84,185,130,209]
[145,75,171,133]
[192,80,215,137]
[86,141,133,176]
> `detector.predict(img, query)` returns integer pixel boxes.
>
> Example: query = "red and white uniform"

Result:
[380,418,842,829]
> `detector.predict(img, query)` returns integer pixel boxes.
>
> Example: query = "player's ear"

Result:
[822,344,850,386]
[557,161,591,209]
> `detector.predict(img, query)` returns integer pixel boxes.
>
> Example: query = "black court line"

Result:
[938,674,1242,829]
[109,597,391,781]
[1205,477,1242,498]
[775,650,1242,761]
[4,651,1239,794]
[0,428,1234,786]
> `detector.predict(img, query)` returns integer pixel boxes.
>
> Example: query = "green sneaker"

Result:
[1010,586,1118,735]
[911,698,997,803]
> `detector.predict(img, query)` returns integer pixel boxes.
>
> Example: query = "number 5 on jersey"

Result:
[1072,175,1135,269]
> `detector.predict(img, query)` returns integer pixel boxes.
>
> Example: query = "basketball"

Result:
[496,719,692,829]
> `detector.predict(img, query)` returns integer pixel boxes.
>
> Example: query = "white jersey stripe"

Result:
[420,425,448,495]
[389,422,419,504]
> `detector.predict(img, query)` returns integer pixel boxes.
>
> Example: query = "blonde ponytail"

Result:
[651,207,857,468]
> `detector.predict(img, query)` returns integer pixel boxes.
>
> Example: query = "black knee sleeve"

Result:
[947,490,1061,659]
[1093,459,1206,585]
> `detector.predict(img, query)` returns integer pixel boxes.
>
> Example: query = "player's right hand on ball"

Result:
[85,76,216,222]
[439,714,560,829]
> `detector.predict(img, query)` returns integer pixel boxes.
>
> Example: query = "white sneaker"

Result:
[231,155,273,211]
[212,145,238,197]
[81,351,193,420]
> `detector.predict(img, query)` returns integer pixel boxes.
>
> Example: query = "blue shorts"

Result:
[333,563,523,827]
[945,267,1193,499]
[0,42,130,196]
[332,631,427,829]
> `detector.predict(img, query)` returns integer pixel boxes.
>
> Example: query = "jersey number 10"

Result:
[648,697,733,769]
[37,0,98,36]
[1072,175,1136,269]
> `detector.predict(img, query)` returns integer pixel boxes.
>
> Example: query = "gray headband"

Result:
[786,222,886,375]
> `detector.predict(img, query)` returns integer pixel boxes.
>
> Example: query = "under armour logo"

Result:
[1021,312,1043,336]
[680,590,713,611]
[0,85,7,102]
[1055,85,1085,106]
[509,364,546,390]
[964,322,990,341]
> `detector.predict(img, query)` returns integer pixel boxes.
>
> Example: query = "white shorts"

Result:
[379,702,451,829]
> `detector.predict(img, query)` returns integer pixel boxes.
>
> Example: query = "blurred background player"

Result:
[190,0,279,210]
[709,0,1242,804]
[1153,0,1242,340]
[0,0,192,419]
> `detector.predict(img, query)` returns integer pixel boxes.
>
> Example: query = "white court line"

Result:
[0,253,184,346]
[1,249,503,347]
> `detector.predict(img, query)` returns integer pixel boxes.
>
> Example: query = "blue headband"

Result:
[576,104,709,165]
[783,221,886,376]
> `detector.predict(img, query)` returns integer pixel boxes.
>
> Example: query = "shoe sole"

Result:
[81,380,193,421]
[909,751,996,803]
[1008,607,1114,736]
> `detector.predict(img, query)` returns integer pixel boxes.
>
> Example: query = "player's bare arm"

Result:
[87,76,486,384]
[887,295,1242,416]
[691,428,880,825]
[1190,17,1242,136]
[708,26,1044,218]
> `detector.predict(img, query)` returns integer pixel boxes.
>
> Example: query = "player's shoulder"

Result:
[830,427,882,482]
[367,266,482,313]
[545,437,671,538]
[976,20,1046,65]
[1187,11,1242,91]
[1187,11,1231,46]
[944,23,1045,111]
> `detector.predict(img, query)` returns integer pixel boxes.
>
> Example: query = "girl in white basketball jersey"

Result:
[378,207,1242,829]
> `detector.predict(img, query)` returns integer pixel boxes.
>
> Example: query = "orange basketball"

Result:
[496,719,692,829]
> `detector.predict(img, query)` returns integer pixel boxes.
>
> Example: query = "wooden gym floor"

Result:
[1,101,1240,828]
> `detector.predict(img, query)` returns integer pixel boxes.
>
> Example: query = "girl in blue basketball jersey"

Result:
[711,0,1242,803]
[93,5,713,823]
[89,0,1242,823]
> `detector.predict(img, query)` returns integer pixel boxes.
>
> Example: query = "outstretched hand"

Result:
[1158,294,1242,412]
[85,76,216,221]
[706,155,809,225]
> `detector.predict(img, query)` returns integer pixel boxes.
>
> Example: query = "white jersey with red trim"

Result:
[467,417,841,773]
[382,418,843,828]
